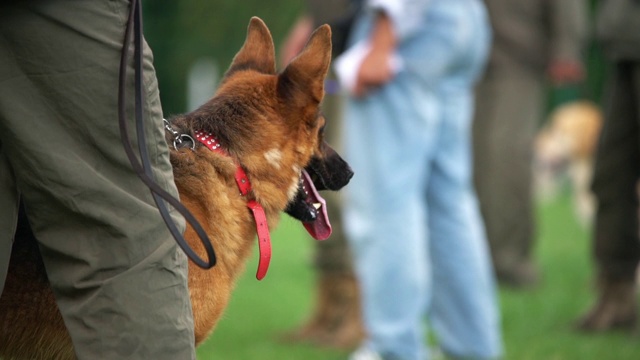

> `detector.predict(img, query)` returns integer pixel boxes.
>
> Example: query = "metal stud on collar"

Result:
[194,131,222,150]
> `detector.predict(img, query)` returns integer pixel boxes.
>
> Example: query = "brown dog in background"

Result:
[534,100,603,226]
[0,17,352,360]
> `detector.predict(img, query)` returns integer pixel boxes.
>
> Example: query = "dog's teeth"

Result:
[312,203,321,210]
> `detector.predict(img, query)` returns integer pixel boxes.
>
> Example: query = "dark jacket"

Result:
[597,0,640,60]
[484,0,587,73]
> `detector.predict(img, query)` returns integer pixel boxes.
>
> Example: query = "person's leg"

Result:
[428,85,502,359]
[593,61,640,287]
[427,6,501,354]
[473,67,543,287]
[345,2,498,358]
[0,2,194,358]
[344,81,436,360]
[0,147,19,295]
[577,61,640,331]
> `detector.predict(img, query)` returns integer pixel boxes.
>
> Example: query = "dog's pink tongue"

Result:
[301,170,332,240]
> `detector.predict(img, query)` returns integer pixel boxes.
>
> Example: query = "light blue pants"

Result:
[342,1,503,359]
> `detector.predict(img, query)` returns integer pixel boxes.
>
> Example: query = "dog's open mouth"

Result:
[285,169,332,240]
[300,169,331,240]
[285,144,352,241]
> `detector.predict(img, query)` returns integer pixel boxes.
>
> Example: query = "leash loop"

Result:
[118,0,216,269]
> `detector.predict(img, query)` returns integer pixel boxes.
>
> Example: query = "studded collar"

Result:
[193,130,272,280]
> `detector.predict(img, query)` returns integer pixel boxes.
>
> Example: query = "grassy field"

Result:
[196,194,640,359]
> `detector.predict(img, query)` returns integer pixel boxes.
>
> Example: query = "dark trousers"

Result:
[591,61,640,283]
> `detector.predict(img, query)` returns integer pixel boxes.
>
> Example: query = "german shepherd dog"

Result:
[0,17,352,359]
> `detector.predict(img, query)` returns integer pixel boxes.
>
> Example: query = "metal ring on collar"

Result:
[173,134,196,151]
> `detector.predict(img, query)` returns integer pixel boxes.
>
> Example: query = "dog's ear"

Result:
[224,17,276,77]
[278,24,332,104]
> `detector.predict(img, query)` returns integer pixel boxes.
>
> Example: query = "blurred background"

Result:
[144,0,303,115]
[142,1,640,359]
[143,0,605,116]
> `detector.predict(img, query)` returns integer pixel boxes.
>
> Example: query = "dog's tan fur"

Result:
[0,17,341,359]
[534,100,603,226]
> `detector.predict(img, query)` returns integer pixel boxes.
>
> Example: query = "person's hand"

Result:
[354,12,397,97]
[280,16,314,68]
[547,59,585,86]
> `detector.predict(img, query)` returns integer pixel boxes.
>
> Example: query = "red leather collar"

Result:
[194,130,272,280]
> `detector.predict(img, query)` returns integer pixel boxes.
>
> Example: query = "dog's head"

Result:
[284,119,353,240]
[183,17,352,240]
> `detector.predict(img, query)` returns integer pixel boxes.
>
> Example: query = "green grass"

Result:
[500,195,640,360]
[196,195,640,359]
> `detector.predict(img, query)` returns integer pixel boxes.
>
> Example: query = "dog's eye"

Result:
[317,125,326,144]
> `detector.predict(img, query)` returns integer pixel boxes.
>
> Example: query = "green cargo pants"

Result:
[0,1,195,359]
[473,63,543,285]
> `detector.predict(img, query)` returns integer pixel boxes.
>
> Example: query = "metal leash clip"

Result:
[164,119,196,151]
